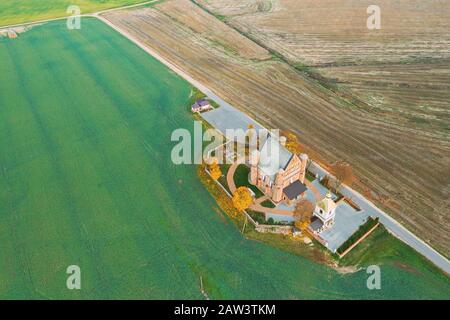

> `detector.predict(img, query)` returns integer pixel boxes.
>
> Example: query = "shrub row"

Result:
[336,217,379,255]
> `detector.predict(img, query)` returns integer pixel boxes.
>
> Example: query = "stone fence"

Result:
[255,224,293,235]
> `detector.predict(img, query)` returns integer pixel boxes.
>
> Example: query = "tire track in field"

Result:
[53,22,187,297]
[3,37,106,298]
[52,21,212,298]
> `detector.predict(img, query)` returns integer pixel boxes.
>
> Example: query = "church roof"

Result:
[258,135,293,182]
[283,180,307,200]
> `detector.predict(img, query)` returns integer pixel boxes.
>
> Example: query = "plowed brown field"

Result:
[104,0,450,256]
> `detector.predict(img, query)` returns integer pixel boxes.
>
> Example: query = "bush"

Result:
[247,210,266,224]
[261,200,276,208]
[305,171,316,182]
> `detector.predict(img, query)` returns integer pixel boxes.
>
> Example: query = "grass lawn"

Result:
[189,87,219,109]
[337,217,379,255]
[0,0,148,27]
[0,18,448,300]
[260,199,276,209]
[305,170,317,182]
[338,225,450,296]
[217,164,231,193]
[233,164,264,198]
[187,87,206,112]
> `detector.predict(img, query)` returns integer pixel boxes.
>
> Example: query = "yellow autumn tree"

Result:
[282,130,302,154]
[294,199,314,232]
[208,158,222,180]
[232,187,253,212]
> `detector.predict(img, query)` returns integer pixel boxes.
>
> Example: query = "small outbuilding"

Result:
[191,99,212,113]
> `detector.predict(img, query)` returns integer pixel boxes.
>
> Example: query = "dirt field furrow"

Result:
[104,0,450,256]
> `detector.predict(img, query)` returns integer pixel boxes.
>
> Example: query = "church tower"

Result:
[299,153,308,183]
[272,168,285,202]
[249,150,260,185]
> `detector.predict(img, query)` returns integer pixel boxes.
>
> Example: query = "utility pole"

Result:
[241,214,248,234]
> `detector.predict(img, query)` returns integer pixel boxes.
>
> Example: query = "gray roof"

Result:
[283,180,307,200]
[200,103,264,137]
[192,99,211,109]
[309,216,323,231]
[258,135,293,182]
[198,99,210,106]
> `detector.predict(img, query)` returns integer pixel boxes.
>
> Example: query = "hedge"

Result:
[336,217,379,255]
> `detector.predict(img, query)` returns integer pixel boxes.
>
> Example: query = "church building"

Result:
[249,135,308,205]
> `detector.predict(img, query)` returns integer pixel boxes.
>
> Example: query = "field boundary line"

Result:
[0,0,157,30]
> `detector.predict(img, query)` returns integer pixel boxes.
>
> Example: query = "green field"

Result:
[0,0,148,27]
[0,18,449,299]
